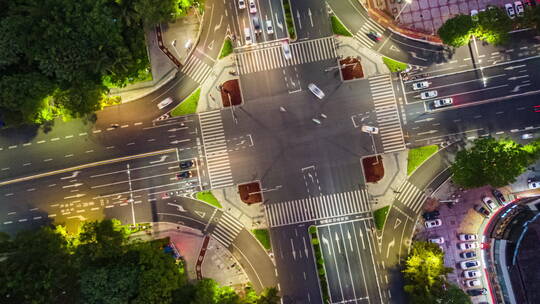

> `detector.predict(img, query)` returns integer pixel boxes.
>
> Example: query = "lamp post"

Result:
[395,0,412,21]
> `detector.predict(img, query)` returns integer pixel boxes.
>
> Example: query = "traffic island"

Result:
[309,226,330,303]
[362,155,384,183]
[238,182,262,204]
[340,56,364,81]
[221,79,242,107]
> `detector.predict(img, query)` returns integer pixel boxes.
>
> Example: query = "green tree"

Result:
[403,242,453,303]
[451,137,540,188]
[474,7,513,45]
[438,14,475,47]
[438,283,472,304]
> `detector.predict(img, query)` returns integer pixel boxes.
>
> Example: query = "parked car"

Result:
[361,125,379,134]
[492,189,506,205]
[459,242,478,250]
[425,219,442,228]
[249,0,257,13]
[506,3,516,18]
[412,81,430,90]
[463,279,482,288]
[433,98,453,108]
[474,204,491,217]
[282,41,292,60]
[420,90,438,99]
[483,196,497,210]
[429,236,445,244]
[467,288,487,296]
[266,20,274,34]
[157,97,173,109]
[529,180,540,189]
[238,0,246,9]
[176,171,192,179]
[244,27,253,45]
[522,133,533,139]
[179,160,194,169]
[367,30,382,42]
[422,210,440,221]
[464,270,482,279]
[515,1,525,16]
[459,234,477,241]
[308,83,325,99]
[460,251,477,259]
[471,9,479,21]
[460,260,480,269]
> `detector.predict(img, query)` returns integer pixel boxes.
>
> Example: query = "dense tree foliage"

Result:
[402,242,470,303]
[437,14,475,47]
[0,0,190,126]
[451,137,540,188]
[0,219,279,304]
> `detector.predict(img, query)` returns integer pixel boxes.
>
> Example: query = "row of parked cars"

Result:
[474,189,507,217]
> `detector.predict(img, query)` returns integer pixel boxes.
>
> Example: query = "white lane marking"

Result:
[65,135,73,139]
[37,140,46,144]
[79,132,87,136]
[51,137,60,141]
[65,154,74,158]
[93,130,102,133]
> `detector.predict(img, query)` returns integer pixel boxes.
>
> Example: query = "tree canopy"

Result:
[402,242,470,303]
[0,219,279,304]
[451,137,540,188]
[0,0,189,126]
[437,14,475,48]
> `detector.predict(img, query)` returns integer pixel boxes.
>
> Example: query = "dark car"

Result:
[422,210,440,221]
[176,171,192,179]
[492,189,506,205]
[179,160,194,169]
[366,31,382,42]
[252,16,261,34]
[466,288,487,296]
[474,205,490,217]
[460,251,477,259]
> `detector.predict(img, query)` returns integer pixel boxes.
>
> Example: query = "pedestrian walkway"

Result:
[368,74,406,153]
[353,18,386,49]
[198,110,234,189]
[181,55,213,84]
[210,211,243,247]
[395,180,426,214]
[265,189,371,228]
[237,37,337,75]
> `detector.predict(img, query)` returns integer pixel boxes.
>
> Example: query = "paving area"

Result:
[386,0,515,35]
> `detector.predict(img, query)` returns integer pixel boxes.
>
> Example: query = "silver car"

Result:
[420,90,438,99]
[433,98,453,108]
[308,83,325,99]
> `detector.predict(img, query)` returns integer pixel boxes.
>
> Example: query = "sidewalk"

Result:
[211,187,268,231]
[335,36,391,77]
[364,151,409,210]
[196,54,239,112]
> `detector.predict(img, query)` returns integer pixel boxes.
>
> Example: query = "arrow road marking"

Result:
[308,8,313,27]
[150,155,168,164]
[504,64,526,70]
[195,210,206,218]
[296,10,302,30]
[275,13,283,31]
[62,183,83,189]
[394,218,402,230]
[61,171,80,180]
[409,51,427,61]
[358,226,365,250]
[322,236,331,256]
[335,232,341,254]
[168,203,186,212]
[386,238,395,259]
[417,130,438,136]
[413,117,435,123]
[347,230,354,252]
[508,75,529,81]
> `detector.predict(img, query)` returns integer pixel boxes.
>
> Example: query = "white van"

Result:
[244,27,252,45]
[157,97,173,109]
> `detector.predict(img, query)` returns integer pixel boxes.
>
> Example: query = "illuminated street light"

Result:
[395,0,413,21]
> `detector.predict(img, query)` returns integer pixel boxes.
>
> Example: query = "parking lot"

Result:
[416,183,508,303]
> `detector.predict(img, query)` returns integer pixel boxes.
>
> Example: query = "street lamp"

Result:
[395,0,412,21]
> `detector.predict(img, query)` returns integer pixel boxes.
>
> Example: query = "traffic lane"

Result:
[317,224,351,303]
[271,225,323,304]
[197,0,228,59]
[354,219,385,304]
[327,0,367,33]
[267,0,288,40]
[380,32,448,66]
[289,0,331,39]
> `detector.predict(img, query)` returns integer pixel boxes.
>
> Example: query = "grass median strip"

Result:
[374,206,390,230]
[195,191,222,208]
[282,0,296,40]
[382,57,409,72]
[219,38,233,59]
[330,15,352,37]
[171,88,200,116]
[252,229,271,250]
[407,145,439,175]
[309,225,330,303]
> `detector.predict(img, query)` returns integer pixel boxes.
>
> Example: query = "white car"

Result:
[505,3,516,18]
[433,98,453,108]
[482,196,497,210]
[522,133,533,139]
[282,41,292,60]
[361,125,379,134]
[249,0,257,13]
[308,83,325,99]
[459,234,477,241]
[515,1,524,16]
[244,27,252,45]
[420,90,438,99]
[412,81,429,90]
[471,9,479,21]
[459,242,478,250]
[157,97,173,109]
[266,20,274,34]
[529,181,540,189]
[429,237,445,244]
[425,219,442,228]
[460,260,480,270]
[464,270,482,279]
[238,0,246,9]
[463,279,481,288]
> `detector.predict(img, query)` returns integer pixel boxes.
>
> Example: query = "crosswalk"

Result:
[211,212,243,247]
[353,18,386,49]
[265,189,371,228]
[198,110,234,189]
[369,74,406,153]
[181,55,212,84]
[237,37,337,75]
[395,180,426,214]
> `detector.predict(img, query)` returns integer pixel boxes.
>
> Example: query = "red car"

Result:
[524,0,536,6]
